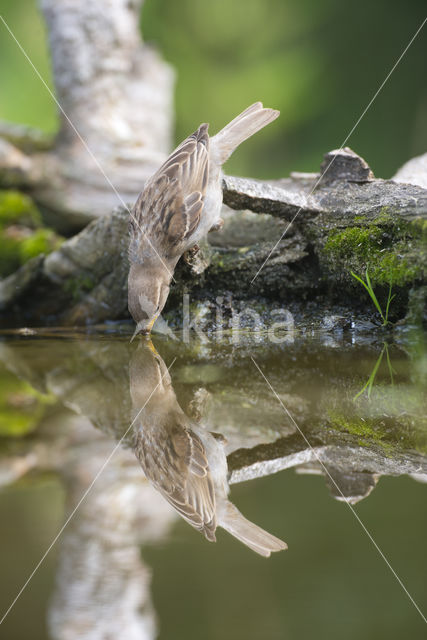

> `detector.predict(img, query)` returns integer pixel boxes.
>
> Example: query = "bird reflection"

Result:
[130,341,287,557]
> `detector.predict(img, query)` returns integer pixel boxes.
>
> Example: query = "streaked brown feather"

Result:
[129,124,209,262]
[134,417,217,541]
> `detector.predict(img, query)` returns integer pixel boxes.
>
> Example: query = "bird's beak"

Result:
[130,326,140,343]
[130,321,148,342]
[130,317,157,342]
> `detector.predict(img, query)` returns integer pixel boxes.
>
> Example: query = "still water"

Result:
[0,328,426,639]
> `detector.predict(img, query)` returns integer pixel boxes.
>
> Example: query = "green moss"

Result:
[0,190,41,228]
[327,407,427,455]
[324,226,383,261]
[0,190,64,277]
[328,411,391,449]
[210,252,236,272]
[63,275,97,301]
[0,234,22,275]
[0,371,55,437]
[368,249,420,286]
[323,214,423,287]
[19,228,63,262]
[410,217,427,239]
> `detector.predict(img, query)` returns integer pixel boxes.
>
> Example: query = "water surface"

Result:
[0,328,426,639]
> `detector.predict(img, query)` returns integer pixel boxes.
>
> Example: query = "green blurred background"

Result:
[0,0,426,178]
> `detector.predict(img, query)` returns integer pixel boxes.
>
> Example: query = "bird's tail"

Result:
[211,102,279,164]
[219,502,287,557]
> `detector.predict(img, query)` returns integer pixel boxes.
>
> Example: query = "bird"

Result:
[130,340,287,557]
[128,102,280,336]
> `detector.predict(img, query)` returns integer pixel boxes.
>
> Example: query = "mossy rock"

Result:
[322,214,423,287]
[63,274,97,301]
[0,190,64,278]
[0,234,22,276]
[19,228,63,262]
[0,190,41,228]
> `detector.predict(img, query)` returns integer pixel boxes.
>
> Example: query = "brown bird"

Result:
[128,102,280,335]
[130,341,287,556]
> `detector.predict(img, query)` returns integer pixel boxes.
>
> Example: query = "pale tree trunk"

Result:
[0,0,174,231]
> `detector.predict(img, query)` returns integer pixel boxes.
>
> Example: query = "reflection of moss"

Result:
[0,371,55,437]
[63,275,96,301]
[322,210,423,287]
[0,190,64,277]
[327,409,427,455]
[328,411,392,450]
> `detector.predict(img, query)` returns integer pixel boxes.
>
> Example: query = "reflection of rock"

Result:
[410,473,427,484]
[187,385,298,453]
[324,468,378,504]
[229,440,427,489]
[296,462,378,504]
[0,333,426,509]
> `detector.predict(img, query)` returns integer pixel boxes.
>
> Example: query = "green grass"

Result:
[351,268,395,326]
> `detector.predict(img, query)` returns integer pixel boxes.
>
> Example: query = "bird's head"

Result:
[128,262,171,338]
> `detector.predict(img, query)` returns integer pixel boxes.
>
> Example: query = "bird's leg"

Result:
[183,244,200,264]
[209,218,224,233]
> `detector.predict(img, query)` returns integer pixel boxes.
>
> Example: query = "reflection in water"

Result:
[42,413,175,640]
[130,341,286,556]
[353,341,395,400]
[0,331,426,639]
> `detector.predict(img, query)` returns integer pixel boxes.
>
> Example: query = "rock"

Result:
[0,255,44,310]
[1,148,426,327]
[223,156,427,225]
[0,209,129,325]
[393,152,427,189]
[0,138,37,188]
[0,334,425,505]
[319,147,375,184]
[0,121,55,153]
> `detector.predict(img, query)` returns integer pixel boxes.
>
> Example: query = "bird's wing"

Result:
[135,418,217,541]
[129,124,209,260]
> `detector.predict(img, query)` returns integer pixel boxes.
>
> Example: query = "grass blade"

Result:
[385,274,395,323]
[353,345,385,401]
[364,269,385,322]
[350,269,395,326]
[384,342,395,386]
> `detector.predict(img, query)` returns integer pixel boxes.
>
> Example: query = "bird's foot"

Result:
[209,218,224,233]
[183,245,200,264]
[210,431,228,444]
